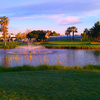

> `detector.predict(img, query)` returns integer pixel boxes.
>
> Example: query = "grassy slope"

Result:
[0,70,100,100]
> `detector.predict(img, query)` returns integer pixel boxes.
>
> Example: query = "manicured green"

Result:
[0,66,99,100]
[39,41,100,49]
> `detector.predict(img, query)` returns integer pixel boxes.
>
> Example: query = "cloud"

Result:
[10,17,35,20]
[84,10,100,17]
[56,16,81,25]
[44,15,82,25]
[1,0,100,17]
[10,14,82,25]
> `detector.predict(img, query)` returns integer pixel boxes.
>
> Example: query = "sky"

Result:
[0,0,100,35]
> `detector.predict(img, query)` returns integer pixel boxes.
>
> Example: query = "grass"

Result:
[0,42,27,48]
[38,40,100,49]
[0,40,100,49]
[0,65,99,100]
[0,64,100,72]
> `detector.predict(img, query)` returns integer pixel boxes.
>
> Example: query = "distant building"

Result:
[9,33,16,41]
[0,33,16,41]
[48,35,82,41]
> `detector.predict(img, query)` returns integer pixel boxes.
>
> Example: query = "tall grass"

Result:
[0,64,100,72]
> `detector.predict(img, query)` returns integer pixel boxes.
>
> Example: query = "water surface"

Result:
[0,49,100,67]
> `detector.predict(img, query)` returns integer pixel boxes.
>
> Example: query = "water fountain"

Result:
[7,39,53,55]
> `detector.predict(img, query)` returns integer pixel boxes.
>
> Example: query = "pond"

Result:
[0,47,100,67]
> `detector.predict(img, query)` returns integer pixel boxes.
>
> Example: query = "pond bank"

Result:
[0,46,15,49]
[45,45,100,49]
[0,64,100,72]
[1,46,100,49]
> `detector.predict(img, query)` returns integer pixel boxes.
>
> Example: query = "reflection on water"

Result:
[0,49,100,67]
[91,50,100,56]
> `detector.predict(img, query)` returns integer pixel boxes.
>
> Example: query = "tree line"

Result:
[16,30,60,42]
[26,30,60,41]
[81,21,100,41]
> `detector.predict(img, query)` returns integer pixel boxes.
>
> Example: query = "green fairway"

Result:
[0,69,100,100]
[39,41,100,49]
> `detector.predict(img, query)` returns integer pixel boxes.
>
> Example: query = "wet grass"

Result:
[0,65,99,100]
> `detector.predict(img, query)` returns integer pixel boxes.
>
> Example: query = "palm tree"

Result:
[67,27,72,40]
[65,30,69,39]
[0,16,9,46]
[71,26,77,40]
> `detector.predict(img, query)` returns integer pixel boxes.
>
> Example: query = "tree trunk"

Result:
[72,32,74,40]
[4,25,6,46]
[67,35,68,40]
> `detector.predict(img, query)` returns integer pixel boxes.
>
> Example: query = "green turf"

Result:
[38,41,100,49]
[0,70,100,100]
[0,42,27,48]
[0,41,100,49]
[0,64,100,72]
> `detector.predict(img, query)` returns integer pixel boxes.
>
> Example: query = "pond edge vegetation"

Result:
[0,64,100,72]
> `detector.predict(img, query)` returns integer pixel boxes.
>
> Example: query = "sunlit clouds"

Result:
[56,16,81,25]
[10,15,82,25]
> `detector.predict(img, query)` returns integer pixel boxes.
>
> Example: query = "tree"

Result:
[65,30,69,38]
[21,32,27,40]
[67,27,72,36]
[0,16,9,46]
[84,28,89,34]
[27,31,38,40]
[27,30,60,41]
[92,21,100,40]
[65,27,72,40]
[71,26,77,40]
[16,32,22,40]
[37,30,46,41]
[46,30,52,36]
[83,21,100,41]
[81,32,88,41]
[50,31,60,36]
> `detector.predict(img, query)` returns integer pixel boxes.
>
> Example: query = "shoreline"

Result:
[0,45,100,49]
[45,46,100,49]
[0,64,100,72]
